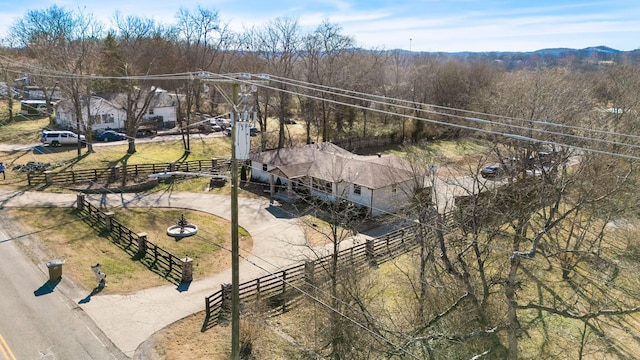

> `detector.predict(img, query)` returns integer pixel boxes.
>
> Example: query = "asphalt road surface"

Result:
[0,226,127,360]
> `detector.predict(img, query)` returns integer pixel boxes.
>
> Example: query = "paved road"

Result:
[0,226,127,359]
[0,130,225,152]
[0,190,314,358]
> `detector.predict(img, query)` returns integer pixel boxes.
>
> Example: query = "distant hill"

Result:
[390,46,640,70]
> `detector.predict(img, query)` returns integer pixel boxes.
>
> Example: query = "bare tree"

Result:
[8,5,103,158]
[111,14,174,154]
[301,21,355,143]
[246,17,301,149]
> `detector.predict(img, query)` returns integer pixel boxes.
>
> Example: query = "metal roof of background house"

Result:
[250,142,423,189]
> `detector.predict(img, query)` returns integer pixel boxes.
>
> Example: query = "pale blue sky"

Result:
[1,0,639,52]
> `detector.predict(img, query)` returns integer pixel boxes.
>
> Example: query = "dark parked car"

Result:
[95,130,127,142]
[224,127,260,136]
[480,165,503,179]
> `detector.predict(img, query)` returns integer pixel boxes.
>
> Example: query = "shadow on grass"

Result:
[75,210,182,286]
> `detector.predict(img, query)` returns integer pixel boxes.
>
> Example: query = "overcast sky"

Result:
[1,0,639,52]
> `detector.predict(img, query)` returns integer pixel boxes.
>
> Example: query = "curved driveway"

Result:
[0,190,308,358]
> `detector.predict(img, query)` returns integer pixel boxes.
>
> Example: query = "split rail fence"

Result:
[203,225,429,329]
[76,193,187,284]
[27,158,230,186]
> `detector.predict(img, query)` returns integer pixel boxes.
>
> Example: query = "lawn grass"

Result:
[0,136,234,190]
[7,206,252,294]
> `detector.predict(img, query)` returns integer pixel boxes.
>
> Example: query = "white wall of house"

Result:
[143,106,177,126]
[336,182,373,210]
[370,180,415,216]
[56,100,127,132]
[250,161,273,183]
[55,97,178,132]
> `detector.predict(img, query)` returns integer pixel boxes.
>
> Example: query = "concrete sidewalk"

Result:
[0,190,311,357]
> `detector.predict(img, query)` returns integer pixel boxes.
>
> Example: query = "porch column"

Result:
[287,181,293,198]
[269,173,275,196]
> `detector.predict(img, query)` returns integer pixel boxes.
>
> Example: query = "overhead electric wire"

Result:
[263,74,640,153]
[5,61,640,158]
[266,73,640,146]
[3,59,638,357]
[220,74,640,161]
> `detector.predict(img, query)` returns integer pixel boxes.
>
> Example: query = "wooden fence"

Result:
[76,194,185,284]
[203,226,421,328]
[27,158,230,186]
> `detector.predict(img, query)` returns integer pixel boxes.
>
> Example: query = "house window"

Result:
[262,163,268,171]
[103,114,115,124]
[353,184,362,195]
[148,108,155,115]
[312,178,332,193]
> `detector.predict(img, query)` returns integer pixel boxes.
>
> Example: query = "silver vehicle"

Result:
[41,130,86,146]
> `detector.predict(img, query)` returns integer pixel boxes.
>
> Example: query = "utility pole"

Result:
[195,72,264,359]
[230,81,240,359]
[230,74,258,359]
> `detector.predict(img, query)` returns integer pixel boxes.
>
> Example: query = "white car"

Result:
[41,130,86,146]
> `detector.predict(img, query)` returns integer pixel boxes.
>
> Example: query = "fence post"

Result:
[76,193,85,210]
[212,158,218,171]
[44,171,53,185]
[27,172,32,186]
[221,283,232,310]
[169,162,177,172]
[281,271,287,313]
[137,232,148,256]
[304,261,315,284]
[111,166,121,182]
[366,239,377,267]
[181,256,193,282]
[104,211,115,231]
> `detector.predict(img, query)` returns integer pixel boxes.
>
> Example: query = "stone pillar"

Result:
[304,260,315,284]
[104,212,115,231]
[366,239,377,267]
[45,171,53,185]
[76,193,85,210]
[137,232,148,255]
[269,173,275,197]
[181,256,193,282]
[221,283,232,309]
[111,165,121,182]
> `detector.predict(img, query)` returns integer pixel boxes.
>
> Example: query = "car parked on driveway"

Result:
[41,130,86,146]
[95,130,127,142]
[480,165,503,179]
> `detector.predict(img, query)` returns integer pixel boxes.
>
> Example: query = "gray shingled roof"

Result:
[251,143,422,189]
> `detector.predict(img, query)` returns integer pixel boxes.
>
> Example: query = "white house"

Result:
[250,142,426,216]
[54,89,179,132]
